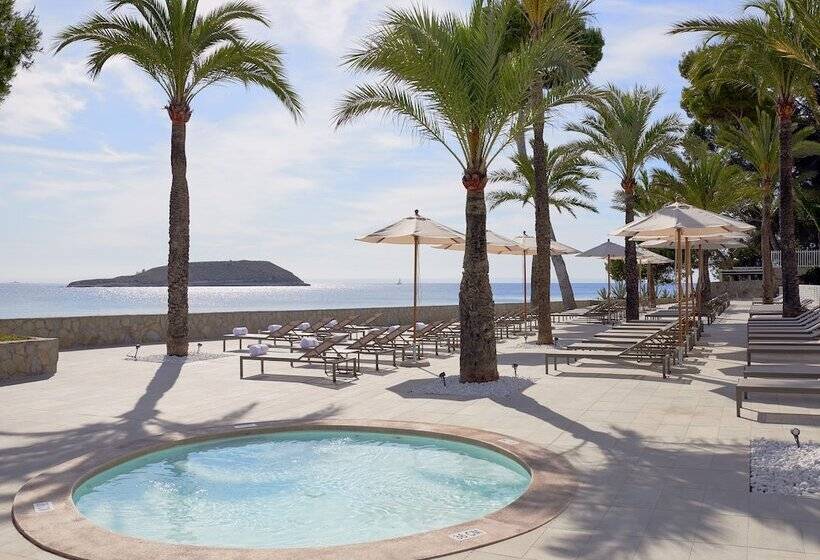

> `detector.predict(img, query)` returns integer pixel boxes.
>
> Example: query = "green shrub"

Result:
[0,333,27,342]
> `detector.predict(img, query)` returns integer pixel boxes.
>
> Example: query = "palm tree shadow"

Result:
[0,358,340,528]
[387,377,818,558]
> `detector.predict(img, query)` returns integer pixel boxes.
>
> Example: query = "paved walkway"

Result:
[1,302,818,560]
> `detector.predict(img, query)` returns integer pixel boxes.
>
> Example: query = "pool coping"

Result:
[13,419,577,560]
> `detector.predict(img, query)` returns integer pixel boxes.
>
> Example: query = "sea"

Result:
[0,282,608,319]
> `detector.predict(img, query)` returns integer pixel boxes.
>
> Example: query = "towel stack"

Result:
[327,320,338,328]
[267,324,282,333]
[300,337,320,349]
[415,322,427,330]
[233,327,249,337]
[248,344,267,357]
[366,328,382,335]
[297,322,311,331]
[388,325,400,333]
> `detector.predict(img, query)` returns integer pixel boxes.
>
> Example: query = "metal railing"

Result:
[771,250,820,270]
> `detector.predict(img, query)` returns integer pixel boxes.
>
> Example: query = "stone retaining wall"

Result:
[710,280,776,300]
[0,338,59,380]
[0,301,591,350]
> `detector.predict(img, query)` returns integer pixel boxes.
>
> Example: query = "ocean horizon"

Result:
[0,281,611,319]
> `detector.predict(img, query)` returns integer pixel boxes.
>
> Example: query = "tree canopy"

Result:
[0,0,40,104]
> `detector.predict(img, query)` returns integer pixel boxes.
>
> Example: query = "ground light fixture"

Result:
[512,363,518,377]
[439,372,446,386]
[197,343,203,354]
[129,344,141,360]
[791,427,801,448]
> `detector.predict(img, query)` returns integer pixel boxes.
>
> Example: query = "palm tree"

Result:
[519,0,593,344]
[774,0,820,74]
[672,0,817,316]
[488,145,598,307]
[334,0,549,383]
[650,137,756,305]
[568,85,683,321]
[717,111,820,303]
[56,0,302,356]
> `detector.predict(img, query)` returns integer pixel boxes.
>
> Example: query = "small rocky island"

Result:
[68,260,308,287]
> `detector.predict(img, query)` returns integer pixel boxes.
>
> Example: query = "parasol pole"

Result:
[647,262,654,308]
[413,234,419,358]
[685,237,692,340]
[523,249,528,329]
[697,243,704,318]
[607,254,612,301]
[676,228,683,347]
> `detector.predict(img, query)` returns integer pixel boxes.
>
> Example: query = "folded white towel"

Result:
[388,325,400,333]
[300,337,320,350]
[233,327,249,337]
[248,344,267,357]
[366,328,381,335]
[268,324,282,333]
[415,322,426,330]
[297,322,310,330]
[327,319,338,328]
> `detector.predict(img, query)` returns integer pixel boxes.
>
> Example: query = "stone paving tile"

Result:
[1,302,818,560]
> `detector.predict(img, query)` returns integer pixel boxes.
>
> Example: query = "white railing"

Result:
[771,250,820,270]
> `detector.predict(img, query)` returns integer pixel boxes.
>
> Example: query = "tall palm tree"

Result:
[56,0,303,356]
[334,0,551,383]
[519,0,593,344]
[568,85,683,321]
[488,145,598,307]
[672,0,817,316]
[650,137,756,303]
[717,111,820,303]
[774,0,820,74]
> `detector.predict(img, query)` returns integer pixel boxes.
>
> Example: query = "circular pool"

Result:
[14,421,576,560]
[74,430,530,548]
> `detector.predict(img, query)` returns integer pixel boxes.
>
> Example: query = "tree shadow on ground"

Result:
[0,358,341,528]
[387,373,819,557]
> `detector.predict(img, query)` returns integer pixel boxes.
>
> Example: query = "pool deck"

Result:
[1,300,819,560]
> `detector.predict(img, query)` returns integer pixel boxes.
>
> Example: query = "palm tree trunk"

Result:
[166,102,192,356]
[515,124,576,312]
[531,81,553,344]
[761,184,774,304]
[622,179,639,321]
[551,222,576,310]
[459,177,498,383]
[777,99,800,317]
[647,263,656,308]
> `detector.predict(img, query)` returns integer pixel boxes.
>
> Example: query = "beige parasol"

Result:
[512,232,579,323]
[611,203,754,347]
[357,210,464,358]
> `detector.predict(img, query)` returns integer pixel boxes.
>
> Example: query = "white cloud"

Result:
[0,144,147,163]
[0,58,93,137]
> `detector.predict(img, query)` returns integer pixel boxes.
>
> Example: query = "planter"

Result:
[0,337,59,381]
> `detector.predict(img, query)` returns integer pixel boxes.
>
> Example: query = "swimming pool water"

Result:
[73,430,531,549]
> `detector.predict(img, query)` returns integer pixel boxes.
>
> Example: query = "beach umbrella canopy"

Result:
[512,232,579,256]
[640,237,748,251]
[357,210,463,359]
[576,240,627,299]
[435,230,520,254]
[357,209,464,245]
[637,249,674,265]
[611,202,755,239]
[576,240,626,259]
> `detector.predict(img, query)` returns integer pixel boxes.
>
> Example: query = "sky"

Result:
[0,0,742,284]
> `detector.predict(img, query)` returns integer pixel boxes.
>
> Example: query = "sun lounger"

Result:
[735,378,820,416]
[545,347,672,377]
[339,328,398,370]
[344,313,385,335]
[747,342,820,365]
[743,364,820,379]
[222,332,271,352]
[239,334,356,383]
[258,321,302,346]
